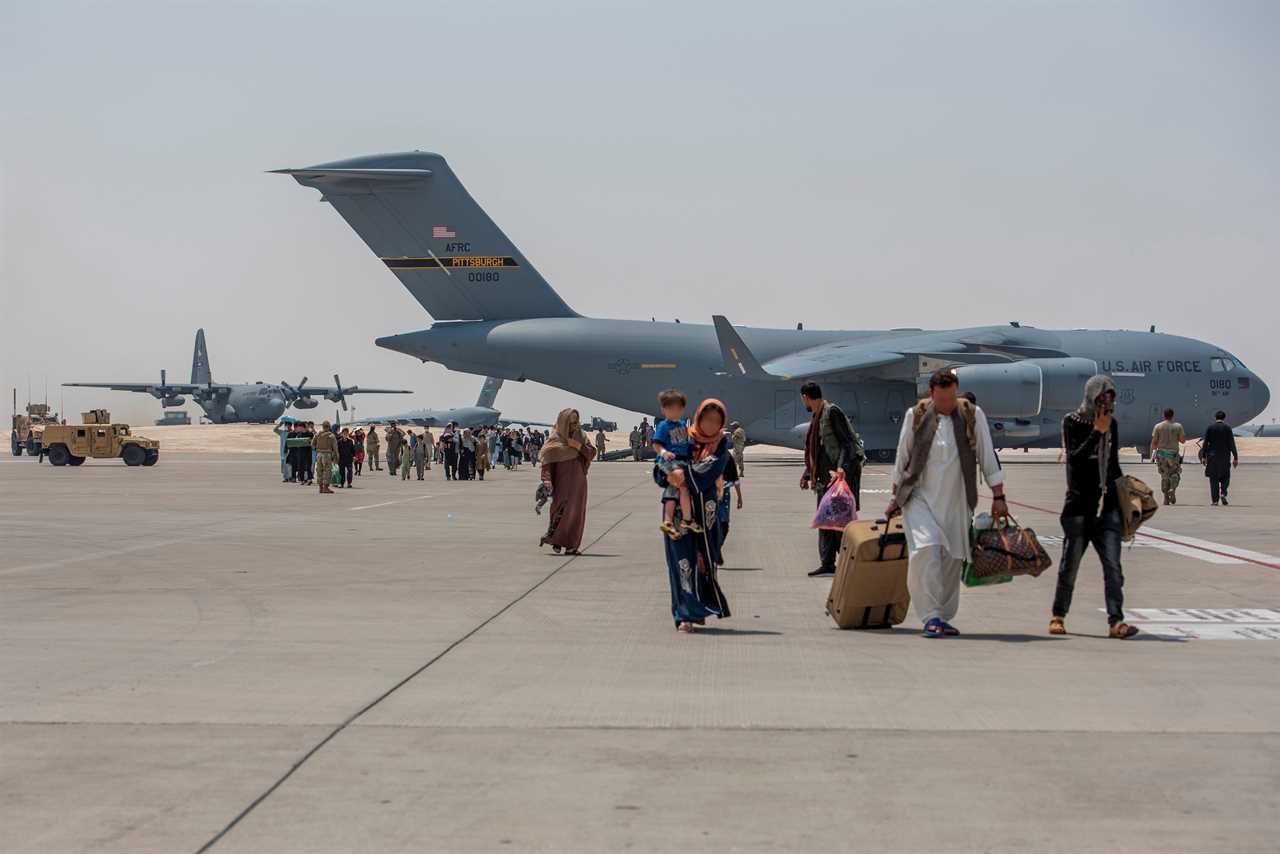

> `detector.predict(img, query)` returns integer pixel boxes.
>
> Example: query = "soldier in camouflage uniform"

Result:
[595,429,607,459]
[730,421,747,475]
[313,421,338,494]
[365,426,381,471]
[385,421,404,476]
[1150,408,1186,505]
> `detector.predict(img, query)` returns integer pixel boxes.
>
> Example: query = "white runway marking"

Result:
[348,494,436,512]
[1137,527,1280,568]
[1107,608,1280,640]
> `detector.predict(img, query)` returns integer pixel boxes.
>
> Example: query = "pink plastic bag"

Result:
[811,479,857,530]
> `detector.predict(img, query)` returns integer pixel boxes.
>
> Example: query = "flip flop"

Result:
[922,619,947,638]
[937,621,961,636]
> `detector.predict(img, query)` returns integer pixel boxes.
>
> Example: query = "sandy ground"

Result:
[134,422,1280,459]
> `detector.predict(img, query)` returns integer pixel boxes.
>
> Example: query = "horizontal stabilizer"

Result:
[712,316,773,380]
[268,168,432,184]
[275,152,577,321]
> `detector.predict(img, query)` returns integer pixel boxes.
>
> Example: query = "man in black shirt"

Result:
[1051,375,1139,639]
[799,381,858,577]
[1199,411,1239,506]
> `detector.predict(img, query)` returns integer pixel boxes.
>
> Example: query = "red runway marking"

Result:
[984,495,1280,572]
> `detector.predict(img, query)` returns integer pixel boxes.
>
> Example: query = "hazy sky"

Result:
[3,1,1277,426]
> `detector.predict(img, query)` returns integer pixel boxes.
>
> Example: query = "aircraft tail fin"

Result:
[476,377,504,409]
[274,152,577,322]
[191,328,212,385]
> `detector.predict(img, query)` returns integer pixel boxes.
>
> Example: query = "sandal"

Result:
[677,622,693,633]
[1109,622,1140,639]
[659,521,684,540]
[681,520,705,534]
[922,618,947,638]
[1049,617,1066,635]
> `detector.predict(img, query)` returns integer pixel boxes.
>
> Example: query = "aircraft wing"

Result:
[497,417,555,428]
[63,381,216,395]
[713,316,1017,383]
[297,386,413,397]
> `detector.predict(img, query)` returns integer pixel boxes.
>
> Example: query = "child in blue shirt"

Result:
[652,388,700,539]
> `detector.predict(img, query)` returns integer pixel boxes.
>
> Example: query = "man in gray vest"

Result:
[799,381,858,577]
[885,370,1006,638]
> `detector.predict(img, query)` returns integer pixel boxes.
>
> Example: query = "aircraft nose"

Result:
[1254,373,1270,415]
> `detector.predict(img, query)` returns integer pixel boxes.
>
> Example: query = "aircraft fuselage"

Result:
[377,320,1270,454]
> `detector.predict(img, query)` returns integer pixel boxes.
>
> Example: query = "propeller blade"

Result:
[333,373,348,411]
[161,368,167,389]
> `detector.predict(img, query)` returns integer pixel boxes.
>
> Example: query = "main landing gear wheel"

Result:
[47,445,70,466]
[122,445,146,466]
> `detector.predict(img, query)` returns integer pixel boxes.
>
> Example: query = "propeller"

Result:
[280,376,309,405]
[332,373,351,411]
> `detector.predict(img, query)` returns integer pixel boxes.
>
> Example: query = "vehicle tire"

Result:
[68,456,85,466]
[122,445,146,467]
[47,444,69,466]
[142,449,159,466]
[10,431,21,456]
[27,436,39,455]
[872,448,896,464]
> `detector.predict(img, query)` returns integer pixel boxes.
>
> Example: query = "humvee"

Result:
[11,402,62,456]
[40,410,160,467]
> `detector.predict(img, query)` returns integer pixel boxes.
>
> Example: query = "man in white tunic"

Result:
[886,370,1007,637]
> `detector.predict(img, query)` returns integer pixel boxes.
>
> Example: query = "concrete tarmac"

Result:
[2,450,1278,852]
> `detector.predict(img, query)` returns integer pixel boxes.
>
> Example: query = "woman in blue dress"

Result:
[657,399,732,633]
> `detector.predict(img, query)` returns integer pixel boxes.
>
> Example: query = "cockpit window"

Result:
[1211,357,1237,372]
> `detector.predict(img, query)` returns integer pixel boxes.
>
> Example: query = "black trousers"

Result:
[339,461,353,487]
[460,449,475,480]
[1053,510,1126,625]
[1208,469,1231,503]
[816,481,841,570]
[444,453,458,480]
[295,452,312,482]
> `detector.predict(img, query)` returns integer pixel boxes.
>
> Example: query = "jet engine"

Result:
[161,395,187,407]
[945,357,1099,418]
[292,397,319,409]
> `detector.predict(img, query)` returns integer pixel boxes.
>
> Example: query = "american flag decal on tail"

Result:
[432,225,455,239]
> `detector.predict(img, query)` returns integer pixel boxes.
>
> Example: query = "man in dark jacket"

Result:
[799,381,859,577]
[1051,375,1138,639]
[1199,410,1239,506]
[336,428,356,488]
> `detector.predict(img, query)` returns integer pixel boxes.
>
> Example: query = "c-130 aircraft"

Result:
[66,329,411,424]
[275,151,1270,459]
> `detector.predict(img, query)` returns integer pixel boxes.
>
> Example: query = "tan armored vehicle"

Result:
[11,402,62,457]
[40,410,160,467]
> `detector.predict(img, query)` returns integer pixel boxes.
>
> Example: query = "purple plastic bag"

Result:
[811,479,857,530]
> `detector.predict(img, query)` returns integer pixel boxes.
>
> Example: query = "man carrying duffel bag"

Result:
[884,370,1008,639]
[1050,375,1142,639]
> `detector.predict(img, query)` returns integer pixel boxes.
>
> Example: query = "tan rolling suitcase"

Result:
[826,517,911,629]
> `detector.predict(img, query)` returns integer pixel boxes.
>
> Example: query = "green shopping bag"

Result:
[331,466,342,486]
[962,524,1013,588]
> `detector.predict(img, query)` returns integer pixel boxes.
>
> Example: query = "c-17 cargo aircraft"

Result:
[275,151,1270,459]
[355,376,553,429]
[65,329,412,424]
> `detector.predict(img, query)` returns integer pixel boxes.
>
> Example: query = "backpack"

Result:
[1115,475,1158,542]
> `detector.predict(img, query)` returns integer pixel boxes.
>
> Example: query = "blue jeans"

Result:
[1053,510,1126,625]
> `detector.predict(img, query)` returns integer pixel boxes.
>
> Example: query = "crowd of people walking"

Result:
[274,374,1247,641]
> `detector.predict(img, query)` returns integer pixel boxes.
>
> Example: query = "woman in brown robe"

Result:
[539,408,597,555]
